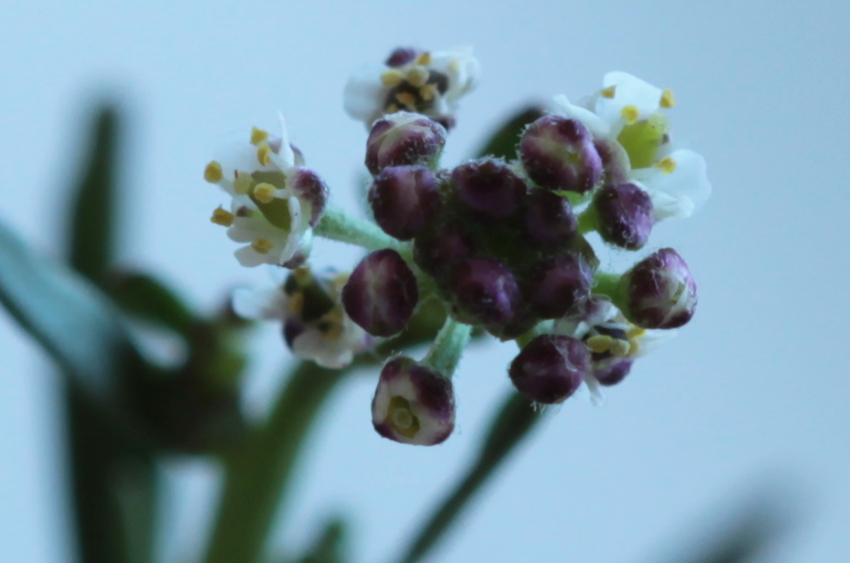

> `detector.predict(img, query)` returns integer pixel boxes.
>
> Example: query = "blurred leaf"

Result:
[394,392,541,563]
[294,517,348,563]
[68,106,119,285]
[474,105,546,160]
[108,271,195,335]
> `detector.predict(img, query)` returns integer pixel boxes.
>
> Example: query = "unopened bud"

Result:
[365,112,447,175]
[450,257,521,330]
[369,165,442,240]
[519,115,602,193]
[509,334,590,404]
[452,158,527,219]
[527,254,593,319]
[593,183,653,250]
[621,248,697,329]
[523,189,577,248]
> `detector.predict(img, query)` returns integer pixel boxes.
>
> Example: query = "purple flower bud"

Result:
[365,112,447,175]
[385,47,420,67]
[523,189,577,248]
[450,257,521,329]
[594,138,630,186]
[593,183,653,250]
[622,248,697,329]
[452,158,527,219]
[288,167,329,227]
[369,165,442,240]
[519,115,602,194]
[342,249,419,337]
[413,223,476,281]
[527,254,593,319]
[593,357,633,387]
[509,334,590,404]
[372,356,455,445]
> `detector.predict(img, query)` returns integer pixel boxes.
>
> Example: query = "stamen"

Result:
[233,171,253,195]
[251,238,274,254]
[600,85,616,99]
[251,127,269,146]
[210,207,234,227]
[586,334,614,353]
[407,65,430,87]
[257,143,271,166]
[609,339,631,357]
[419,84,438,102]
[253,182,276,204]
[288,292,305,316]
[660,89,676,108]
[395,92,417,109]
[319,309,344,339]
[654,156,677,174]
[385,103,400,113]
[620,105,640,125]
[204,161,223,183]
[415,52,432,66]
[293,267,313,286]
[380,69,404,88]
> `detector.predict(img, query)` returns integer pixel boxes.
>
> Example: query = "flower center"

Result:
[388,396,420,438]
[616,113,669,169]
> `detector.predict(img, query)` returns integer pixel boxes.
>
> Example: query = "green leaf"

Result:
[474,105,546,160]
[294,517,348,563]
[107,271,195,335]
[68,105,120,285]
[394,392,542,563]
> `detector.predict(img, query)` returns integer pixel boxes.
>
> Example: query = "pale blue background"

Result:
[2,1,849,562]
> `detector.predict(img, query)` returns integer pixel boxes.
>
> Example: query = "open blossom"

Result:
[232,268,373,369]
[344,46,480,130]
[553,72,711,220]
[554,299,674,400]
[204,115,329,268]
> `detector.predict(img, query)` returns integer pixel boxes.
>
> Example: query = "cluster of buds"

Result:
[205,46,710,447]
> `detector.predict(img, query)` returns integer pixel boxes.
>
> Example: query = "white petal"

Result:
[232,287,288,320]
[649,189,696,221]
[553,95,613,139]
[213,131,277,179]
[430,47,480,102]
[343,66,385,123]
[631,328,677,358]
[234,245,276,267]
[596,71,664,121]
[275,112,295,169]
[639,149,711,219]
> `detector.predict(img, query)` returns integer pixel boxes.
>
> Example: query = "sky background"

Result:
[2,0,849,562]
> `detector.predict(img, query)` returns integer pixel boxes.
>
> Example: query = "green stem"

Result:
[393,392,543,563]
[203,362,349,563]
[421,317,472,376]
[577,206,598,235]
[592,271,623,306]
[315,206,406,253]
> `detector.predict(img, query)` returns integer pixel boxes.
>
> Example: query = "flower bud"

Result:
[519,115,602,193]
[365,112,447,175]
[523,189,577,248]
[288,167,330,227]
[372,356,455,445]
[593,357,633,386]
[369,165,442,240]
[527,254,593,319]
[509,334,590,404]
[450,257,521,329]
[621,248,697,329]
[452,158,527,219]
[342,249,419,337]
[385,47,420,67]
[413,223,476,281]
[593,183,653,250]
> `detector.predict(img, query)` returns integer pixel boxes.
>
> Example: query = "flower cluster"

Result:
[204,46,710,447]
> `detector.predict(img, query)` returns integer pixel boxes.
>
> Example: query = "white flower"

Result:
[554,299,674,402]
[232,268,373,369]
[344,46,480,129]
[553,71,711,220]
[204,115,328,268]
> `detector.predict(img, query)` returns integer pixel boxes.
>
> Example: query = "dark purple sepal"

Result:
[385,47,420,68]
[527,254,593,319]
[523,189,577,248]
[413,223,476,281]
[450,257,522,328]
[369,165,442,240]
[451,158,527,219]
[519,115,602,194]
[594,138,630,186]
[593,357,633,387]
[365,112,447,175]
[622,248,697,329]
[289,167,329,227]
[283,319,306,350]
[341,249,419,337]
[509,334,590,404]
[594,183,653,250]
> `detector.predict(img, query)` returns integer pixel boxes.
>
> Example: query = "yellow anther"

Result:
[288,292,305,316]
[395,92,417,109]
[251,238,274,254]
[233,171,253,195]
[250,127,269,146]
[654,156,677,174]
[204,161,223,183]
[257,143,271,166]
[380,69,404,88]
[586,335,614,354]
[600,85,617,98]
[419,84,438,102]
[253,182,276,204]
[660,88,676,109]
[406,65,430,87]
[610,339,632,357]
[415,52,432,66]
[210,207,234,227]
[385,103,400,114]
[620,105,640,125]
[318,309,344,339]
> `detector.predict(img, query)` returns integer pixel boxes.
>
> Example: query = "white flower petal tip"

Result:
[205,118,329,268]
[343,46,481,129]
